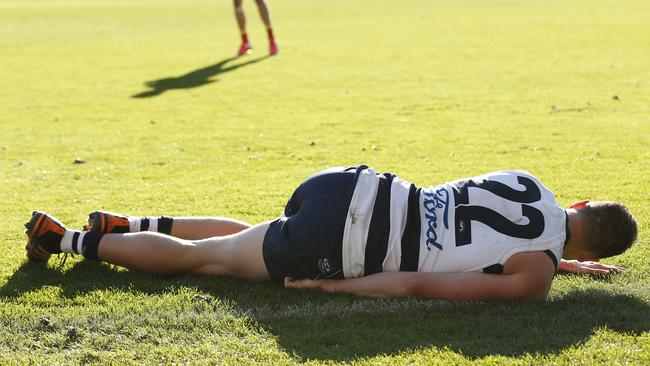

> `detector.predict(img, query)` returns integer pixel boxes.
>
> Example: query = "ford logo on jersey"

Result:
[423,187,450,251]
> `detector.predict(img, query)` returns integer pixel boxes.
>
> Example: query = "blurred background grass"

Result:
[0,0,648,363]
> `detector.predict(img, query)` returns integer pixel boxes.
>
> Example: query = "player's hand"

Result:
[558,259,625,275]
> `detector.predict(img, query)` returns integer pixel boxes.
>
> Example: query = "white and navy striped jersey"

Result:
[341,168,567,278]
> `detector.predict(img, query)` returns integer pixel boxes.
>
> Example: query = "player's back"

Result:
[341,168,567,278]
[415,170,567,274]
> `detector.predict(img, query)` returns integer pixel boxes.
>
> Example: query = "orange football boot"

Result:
[86,211,130,233]
[24,211,66,261]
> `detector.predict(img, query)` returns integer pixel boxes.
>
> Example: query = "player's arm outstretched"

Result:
[285,251,556,301]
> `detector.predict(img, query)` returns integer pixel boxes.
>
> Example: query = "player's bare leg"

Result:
[234,0,252,56]
[24,211,271,281]
[254,0,278,55]
[98,222,271,279]
[169,217,250,239]
[86,211,250,239]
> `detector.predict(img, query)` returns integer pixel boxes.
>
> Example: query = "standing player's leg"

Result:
[253,0,278,55]
[234,0,252,56]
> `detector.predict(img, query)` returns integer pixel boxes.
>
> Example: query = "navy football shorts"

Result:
[262,166,366,281]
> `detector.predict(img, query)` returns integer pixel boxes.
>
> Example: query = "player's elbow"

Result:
[511,263,554,301]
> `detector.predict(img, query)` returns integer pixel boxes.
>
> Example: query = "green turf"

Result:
[1,0,649,364]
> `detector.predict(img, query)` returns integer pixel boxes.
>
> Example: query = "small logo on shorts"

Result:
[318,258,332,274]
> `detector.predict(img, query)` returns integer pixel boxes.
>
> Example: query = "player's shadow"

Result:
[131,55,269,98]
[261,287,650,361]
[2,261,649,361]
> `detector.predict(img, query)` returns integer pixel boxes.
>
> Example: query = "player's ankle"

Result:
[60,230,104,259]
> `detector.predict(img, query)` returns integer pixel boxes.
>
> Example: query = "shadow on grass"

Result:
[2,261,649,361]
[131,55,269,98]
[0,260,283,302]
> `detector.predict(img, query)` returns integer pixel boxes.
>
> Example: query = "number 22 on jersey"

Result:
[450,176,546,246]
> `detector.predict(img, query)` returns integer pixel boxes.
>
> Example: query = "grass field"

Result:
[1,0,649,364]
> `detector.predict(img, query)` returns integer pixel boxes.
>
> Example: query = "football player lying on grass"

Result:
[24,165,637,301]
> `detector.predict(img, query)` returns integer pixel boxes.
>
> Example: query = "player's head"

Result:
[574,201,638,259]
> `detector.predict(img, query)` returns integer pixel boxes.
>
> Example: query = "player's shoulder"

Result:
[481,170,546,186]
[474,170,558,203]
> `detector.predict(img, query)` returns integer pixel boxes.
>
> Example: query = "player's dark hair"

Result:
[581,201,638,258]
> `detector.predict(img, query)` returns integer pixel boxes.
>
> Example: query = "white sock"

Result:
[60,230,86,255]
[128,217,141,232]
[127,217,158,232]
[148,217,158,232]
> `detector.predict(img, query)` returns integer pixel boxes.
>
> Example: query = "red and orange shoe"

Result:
[86,211,130,233]
[24,211,66,262]
[237,42,252,57]
[269,40,278,56]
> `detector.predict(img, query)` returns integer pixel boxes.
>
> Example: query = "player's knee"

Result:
[234,0,244,11]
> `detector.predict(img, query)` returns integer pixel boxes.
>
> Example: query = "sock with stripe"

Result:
[128,216,173,235]
[60,230,105,259]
